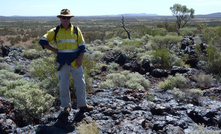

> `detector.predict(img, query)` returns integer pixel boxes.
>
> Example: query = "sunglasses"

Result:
[61,17,71,20]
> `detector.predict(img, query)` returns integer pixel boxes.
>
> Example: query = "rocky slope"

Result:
[0,40,221,134]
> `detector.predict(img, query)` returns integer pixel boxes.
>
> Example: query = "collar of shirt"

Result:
[60,23,72,29]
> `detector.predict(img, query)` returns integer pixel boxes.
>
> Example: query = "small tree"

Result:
[170,4,195,36]
[121,15,131,39]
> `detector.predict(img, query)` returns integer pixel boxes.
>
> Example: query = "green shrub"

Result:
[151,48,184,69]
[93,39,102,45]
[151,28,167,36]
[5,82,54,119]
[122,39,143,47]
[107,62,119,73]
[99,70,150,90]
[89,51,105,62]
[112,47,122,54]
[194,72,213,88]
[82,54,96,92]
[205,45,221,76]
[28,54,59,97]
[151,48,170,69]
[14,65,26,73]
[76,121,100,134]
[167,24,177,32]
[189,88,204,98]
[151,35,182,50]
[158,73,186,90]
[0,62,14,72]
[98,79,115,88]
[0,69,54,119]
[179,27,197,36]
[169,52,186,67]
[172,87,185,100]
[28,56,57,81]
[190,123,221,134]
[172,87,203,103]
[96,46,110,52]
[140,34,152,44]
[0,57,4,62]
[201,26,221,45]
[137,50,153,62]
[22,49,40,59]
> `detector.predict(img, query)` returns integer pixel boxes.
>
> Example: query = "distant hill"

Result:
[195,12,221,18]
[120,13,159,17]
[1,12,221,18]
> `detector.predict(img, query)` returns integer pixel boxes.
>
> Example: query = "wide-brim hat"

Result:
[57,9,74,18]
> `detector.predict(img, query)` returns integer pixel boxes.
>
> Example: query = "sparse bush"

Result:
[194,72,213,88]
[203,45,221,76]
[113,47,122,54]
[0,69,54,119]
[76,121,100,134]
[99,79,115,88]
[179,27,197,36]
[0,62,14,72]
[151,28,167,36]
[5,82,54,119]
[169,52,186,67]
[189,88,204,98]
[22,49,40,59]
[151,35,182,50]
[158,73,186,90]
[122,39,143,47]
[96,46,110,52]
[28,56,57,81]
[151,48,184,69]
[82,54,96,92]
[172,87,203,104]
[121,39,143,54]
[151,48,170,69]
[137,50,153,62]
[172,87,185,100]
[89,51,105,62]
[190,123,221,134]
[167,24,177,32]
[99,70,150,90]
[107,62,119,73]
[140,34,152,44]
[93,39,102,45]
[14,65,26,73]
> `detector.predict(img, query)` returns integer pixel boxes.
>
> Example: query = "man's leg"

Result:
[58,63,71,108]
[71,66,87,107]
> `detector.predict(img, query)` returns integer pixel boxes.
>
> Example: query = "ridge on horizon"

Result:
[1,12,221,18]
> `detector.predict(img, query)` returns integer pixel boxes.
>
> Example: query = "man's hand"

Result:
[75,52,84,68]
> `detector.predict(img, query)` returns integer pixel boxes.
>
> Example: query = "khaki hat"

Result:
[57,9,74,18]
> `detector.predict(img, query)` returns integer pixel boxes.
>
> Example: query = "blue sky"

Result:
[1,0,221,16]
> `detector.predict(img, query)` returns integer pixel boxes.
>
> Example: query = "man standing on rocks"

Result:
[39,9,94,118]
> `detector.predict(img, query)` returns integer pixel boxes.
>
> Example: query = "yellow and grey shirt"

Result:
[39,24,86,66]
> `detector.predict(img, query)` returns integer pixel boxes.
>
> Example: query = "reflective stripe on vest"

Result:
[57,39,77,43]
[58,48,79,53]
[78,42,85,47]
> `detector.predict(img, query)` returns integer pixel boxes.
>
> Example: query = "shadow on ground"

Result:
[36,111,85,134]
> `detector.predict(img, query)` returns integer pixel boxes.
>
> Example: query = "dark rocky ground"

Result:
[0,37,221,134]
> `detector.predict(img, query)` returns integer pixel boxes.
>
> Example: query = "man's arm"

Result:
[44,45,58,54]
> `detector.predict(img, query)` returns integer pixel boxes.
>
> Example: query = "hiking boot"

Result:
[79,105,94,112]
[57,107,71,122]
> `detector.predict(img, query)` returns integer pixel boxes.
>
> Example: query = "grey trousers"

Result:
[58,63,87,108]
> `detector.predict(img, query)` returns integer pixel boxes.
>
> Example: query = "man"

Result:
[39,9,93,116]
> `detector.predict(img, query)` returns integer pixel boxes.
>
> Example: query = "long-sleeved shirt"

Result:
[39,24,86,66]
